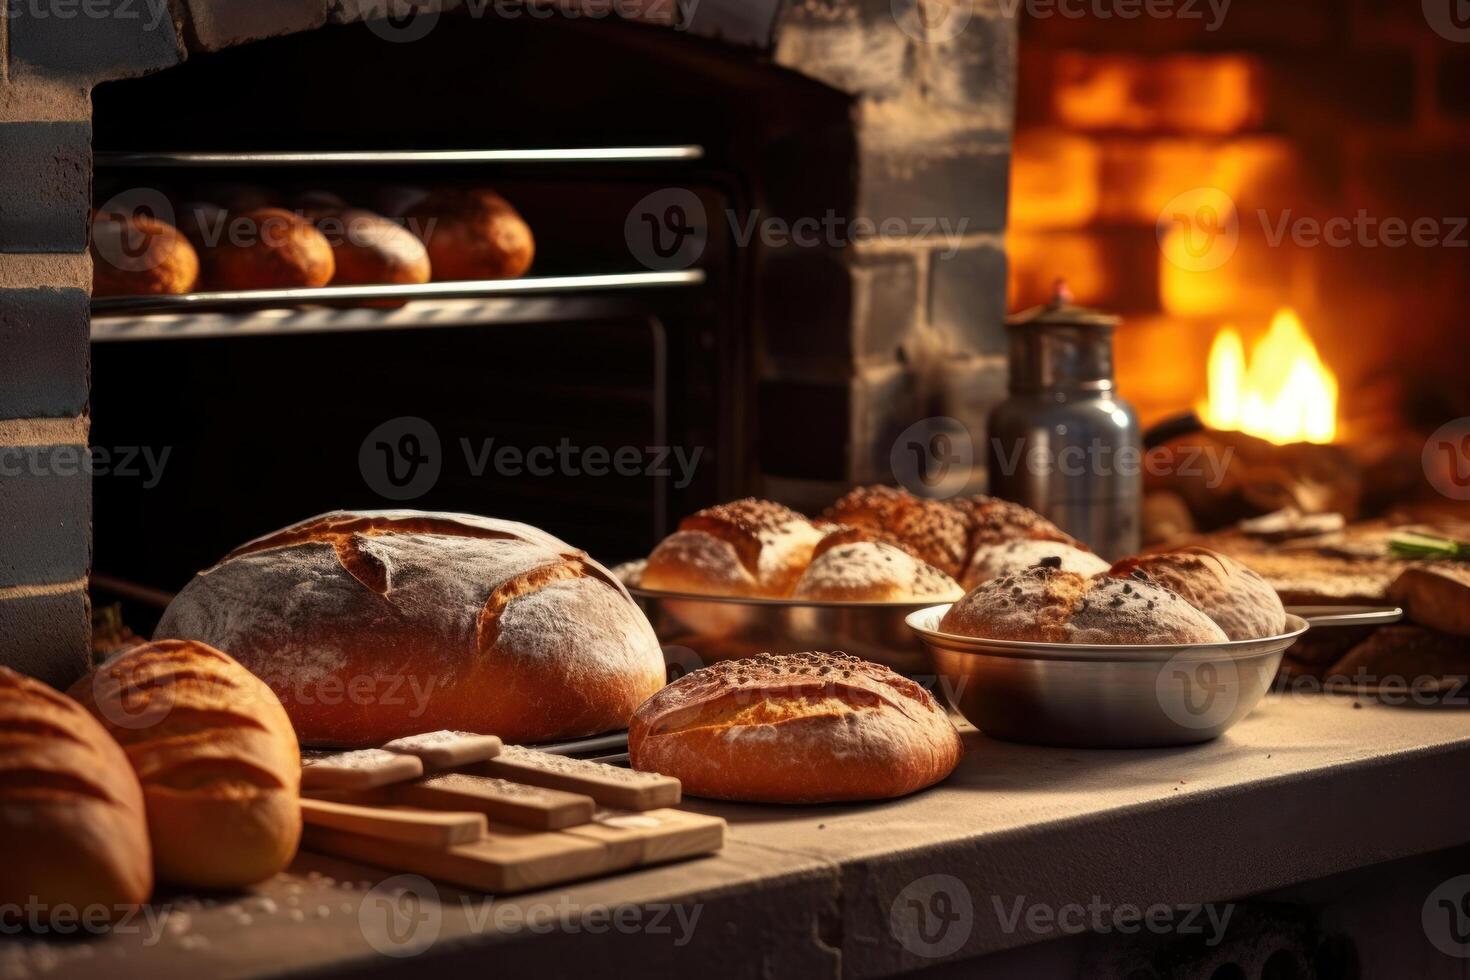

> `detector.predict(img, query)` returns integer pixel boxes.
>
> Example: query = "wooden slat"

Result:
[385,772,596,831]
[470,746,680,811]
[300,798,486,847]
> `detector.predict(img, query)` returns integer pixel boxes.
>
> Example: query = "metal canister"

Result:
[986,283,1141,559]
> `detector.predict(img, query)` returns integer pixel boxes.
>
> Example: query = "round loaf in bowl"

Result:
[940,564,1229,645]
[154,511,666,747]
[629,652,962,803]
[793,535,963,602]
[961,538,1108,590]
[0,668,152,921]
[823,485,970,580]
[1109,547,1287,641]
[69,641,300,889]
[642,499,827,598]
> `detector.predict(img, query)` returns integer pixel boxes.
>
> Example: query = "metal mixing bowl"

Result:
[907,606,1311,748]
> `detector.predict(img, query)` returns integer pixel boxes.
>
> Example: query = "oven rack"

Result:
[89,271,705,341]
[94,147,705,168]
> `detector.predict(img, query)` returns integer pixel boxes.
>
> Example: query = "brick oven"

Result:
[0,1,1019,688]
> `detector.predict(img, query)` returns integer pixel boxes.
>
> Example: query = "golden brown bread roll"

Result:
[304,205,432,288]
[69,641,301,889]
[409,188,534,281]
[641,499,828,598]
[90,211,199,297]
[962,539,1108,590]
[940,563,1229,644]
[0,667,152,921]
[1109,546,1287,641]
[199,207,335,291]
[629,652,962,803]
[823,486,970,580]
[153,510,666,748]
[793,533,963,602]
[948,493,1079,551]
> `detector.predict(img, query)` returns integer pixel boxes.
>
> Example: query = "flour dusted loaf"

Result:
[0,668,152,922]
[629,653,962,803]
[69,641,301,888]
[642,499,828,598]
[823,486,971,579]
[302,204,432,288]
[154,511,666,747]
[793,533,963,602]
[961,538,1108,590]
[950,494,1079,550]
[940,564,1229,644]
[1110,546,1287,640]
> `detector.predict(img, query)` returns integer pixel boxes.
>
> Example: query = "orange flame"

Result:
[1196,308,1338,445]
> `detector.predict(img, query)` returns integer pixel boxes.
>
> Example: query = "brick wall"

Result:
[1010,0,1470,442]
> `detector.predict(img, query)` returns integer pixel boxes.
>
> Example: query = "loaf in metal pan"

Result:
[642,498,829,598]
[629,652,962,804]
[154,511,667,748]
[1109,546,1287,641]
[823,485,971,580]
[70,640,301,889]
[0,667,152,920]
[792,535,963,602]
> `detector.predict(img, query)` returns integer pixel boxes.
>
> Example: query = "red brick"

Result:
[1009,129,1101,230]
[0,590,89,690]
[1050,52,1264,134]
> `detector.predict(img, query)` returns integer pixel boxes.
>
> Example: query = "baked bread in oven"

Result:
[962,538,1108,590]
[69,641,301,889]
[940,564,1229,644]
[628,652,962,803]
[1109,547,1287,641]
[198,206,335,290]
[302,204,432,288]
[408,188,534,281]
[0,667,152,921]
[642,499,828,598]
[793,533,963,602]
[90,211,200,297]
[823,485,970,579]
[154,511,666,748]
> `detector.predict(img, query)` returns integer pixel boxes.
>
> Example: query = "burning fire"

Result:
[1197,308,1338,445]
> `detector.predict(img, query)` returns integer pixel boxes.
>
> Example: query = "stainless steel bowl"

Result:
[907,606,1311,748]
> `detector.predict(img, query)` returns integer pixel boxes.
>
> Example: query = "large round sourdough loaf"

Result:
[629,652,962,803]
[1109,547,1287,641]
[70,641,300,889]
[154,511,666,747]
[0,667,152,920]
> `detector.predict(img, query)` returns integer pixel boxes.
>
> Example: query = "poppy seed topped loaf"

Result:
[1109,547,1286,640]
[641,499,828,598]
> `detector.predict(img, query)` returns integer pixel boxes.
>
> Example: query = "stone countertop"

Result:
[10,693,1470,979]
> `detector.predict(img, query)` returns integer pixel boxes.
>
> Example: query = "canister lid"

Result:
[1005,280,1120,391]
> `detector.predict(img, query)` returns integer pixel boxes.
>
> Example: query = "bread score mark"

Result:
[641,680,929,740]
[476,559,590,653]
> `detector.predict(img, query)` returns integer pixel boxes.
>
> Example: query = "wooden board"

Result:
[300,809,725,894]
[471,746,680,811]
[385,772,596,831]
[300,798,487,847]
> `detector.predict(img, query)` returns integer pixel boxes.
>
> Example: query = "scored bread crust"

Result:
[0,668,153,918]
[641,499,827,598]
[823,486,970,579]
[629,652,962,803]
[794,538,963,602]
[940,565,1229,644]
[948,494,1079,551]
[69,641,301,889]
[1109,546,1287,641]
[962,539,1109,590]
[155,510,666,748]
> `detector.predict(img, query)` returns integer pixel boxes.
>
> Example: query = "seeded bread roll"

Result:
[823,486,970,579]
[200,207,335,291]
[629,652,962,803]
[0,667,152,922]
[940,564,1229,645]
[962,539,1108,590]
[90,211,200,297]
[1109,547,1287,641]
[949,494,1080,550]
[69,641,301,889]
[642,499,827,598]
[793,533,963,602]
[154,511,666,747]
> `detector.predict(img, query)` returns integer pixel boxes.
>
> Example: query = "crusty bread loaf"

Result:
[629,652,962,803]
[642,499,827,598]
[304,205,431,288]
[1389,564,1470,638]
[0,667,152,920]
[823,486,970,579]
[69,641,301,889]
[793,535,963,602]
[154,511,666,748]
[962,539,1108,590]
[90,211,199,297]
[409,188,534,281]
[199,207,335,290]
[940,564,1229,644]
[1109,546,1287,640]
[949,494,1079,551]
